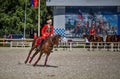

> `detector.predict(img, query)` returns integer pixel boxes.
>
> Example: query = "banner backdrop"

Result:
[118,15,120,35]
[65,6,119,38]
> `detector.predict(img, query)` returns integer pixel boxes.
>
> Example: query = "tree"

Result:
[0,0,53,38]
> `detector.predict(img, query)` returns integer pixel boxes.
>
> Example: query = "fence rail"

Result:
[0,38,120,51]
[0,38,33,48]
[59,41,120,51]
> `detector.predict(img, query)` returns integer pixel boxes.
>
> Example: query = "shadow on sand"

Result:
[35,64,58,68]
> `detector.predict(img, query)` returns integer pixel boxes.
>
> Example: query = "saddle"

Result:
[37,38,44,50]
[37,36,53,51]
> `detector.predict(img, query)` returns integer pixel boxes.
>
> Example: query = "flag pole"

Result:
[24,0,27,39]
[38,0,40,36]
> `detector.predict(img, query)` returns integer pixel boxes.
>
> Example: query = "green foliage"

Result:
[0,0,53,38]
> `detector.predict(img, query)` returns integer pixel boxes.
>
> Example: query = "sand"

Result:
[0,48,120,79]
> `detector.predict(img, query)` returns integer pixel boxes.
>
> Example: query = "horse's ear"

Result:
[59,34,61,37]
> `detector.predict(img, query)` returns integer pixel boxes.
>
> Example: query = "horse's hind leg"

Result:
[114,43,118,52]
[29,50,39,64]
[44,53,50,67]
[24,45,37,64]
[106,43,110,51]
[98,43,102,51]
[33,52,43,66]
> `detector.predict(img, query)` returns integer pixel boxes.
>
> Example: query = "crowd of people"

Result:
[65,19,117,39]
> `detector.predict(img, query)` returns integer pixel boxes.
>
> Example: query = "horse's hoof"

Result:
[44,65,47,67]
[24,61,27,64]
[54,49,58,51]
[33,63,37,67]
[87,49,90,51]
[29,61,31,64]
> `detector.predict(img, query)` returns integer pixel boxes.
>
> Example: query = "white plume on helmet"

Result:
[47,19,52,24]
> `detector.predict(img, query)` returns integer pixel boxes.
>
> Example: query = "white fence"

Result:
[0,39,120,51]
[0,39,33,48]
[59,41,120,51]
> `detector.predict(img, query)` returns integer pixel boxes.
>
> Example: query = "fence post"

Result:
[90,42,92,51]
[111,42,113,51]
[77,42,78,46]
[118,42,120,51]
[84,42,86,49]
[97,42,99,50]
[104,42,105,50]
[29,42,32,47]
[10,41,12,48]
[69,42,72,51]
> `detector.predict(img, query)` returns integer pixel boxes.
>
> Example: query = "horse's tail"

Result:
[32,38,37,47]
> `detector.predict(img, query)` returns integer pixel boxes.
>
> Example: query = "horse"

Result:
[96,35,104,49]
[24,34,61,66]
[106,35,119,51]
[83,34,104,51]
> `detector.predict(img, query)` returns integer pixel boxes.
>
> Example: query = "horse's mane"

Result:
[42,34,61,46]
[52,34,61,45]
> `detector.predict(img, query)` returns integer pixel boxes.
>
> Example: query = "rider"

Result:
[35,19,54,49]
[89,25,96,40]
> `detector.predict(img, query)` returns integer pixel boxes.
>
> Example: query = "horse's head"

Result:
[89,35,97,42]
[52,34,61,46]
[83,34,88,38]
[114,35,119,42]
[83,34,91,41]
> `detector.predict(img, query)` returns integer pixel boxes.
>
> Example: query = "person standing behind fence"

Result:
[90,26,96,35]
[8,34,12,39]
[74,22,81,37]
[33,32,37,39]
[89,26,96,40]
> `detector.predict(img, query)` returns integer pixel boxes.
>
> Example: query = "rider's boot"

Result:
[37,39,44,50]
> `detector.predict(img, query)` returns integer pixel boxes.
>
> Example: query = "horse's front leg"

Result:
[98,43,102,51]
[33,52,43,66]
[24,45,37,64]
[114,43,118,52]
[29,49,39,64]
[44,53,50,67]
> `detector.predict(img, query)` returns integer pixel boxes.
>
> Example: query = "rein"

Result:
[45,36,54,45]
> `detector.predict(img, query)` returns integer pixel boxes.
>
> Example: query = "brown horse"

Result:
[83,34,104,50]
[106,35,119,51]
[25,34,61,66]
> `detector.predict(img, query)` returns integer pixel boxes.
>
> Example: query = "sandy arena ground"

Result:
[0,47,120,79]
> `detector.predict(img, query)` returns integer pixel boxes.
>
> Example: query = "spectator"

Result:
[89,26,96,40]
[8,34,12,39]
[33,32,37,39]
[74,22,82,37]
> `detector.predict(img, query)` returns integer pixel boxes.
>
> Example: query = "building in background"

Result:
[46,0,120,38]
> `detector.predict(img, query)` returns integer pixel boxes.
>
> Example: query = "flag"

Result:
[31,0,38,8]
[34,0,38,8]
[77,9,83,20]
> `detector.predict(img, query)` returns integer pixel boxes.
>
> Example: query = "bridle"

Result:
[52,35,61,45]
